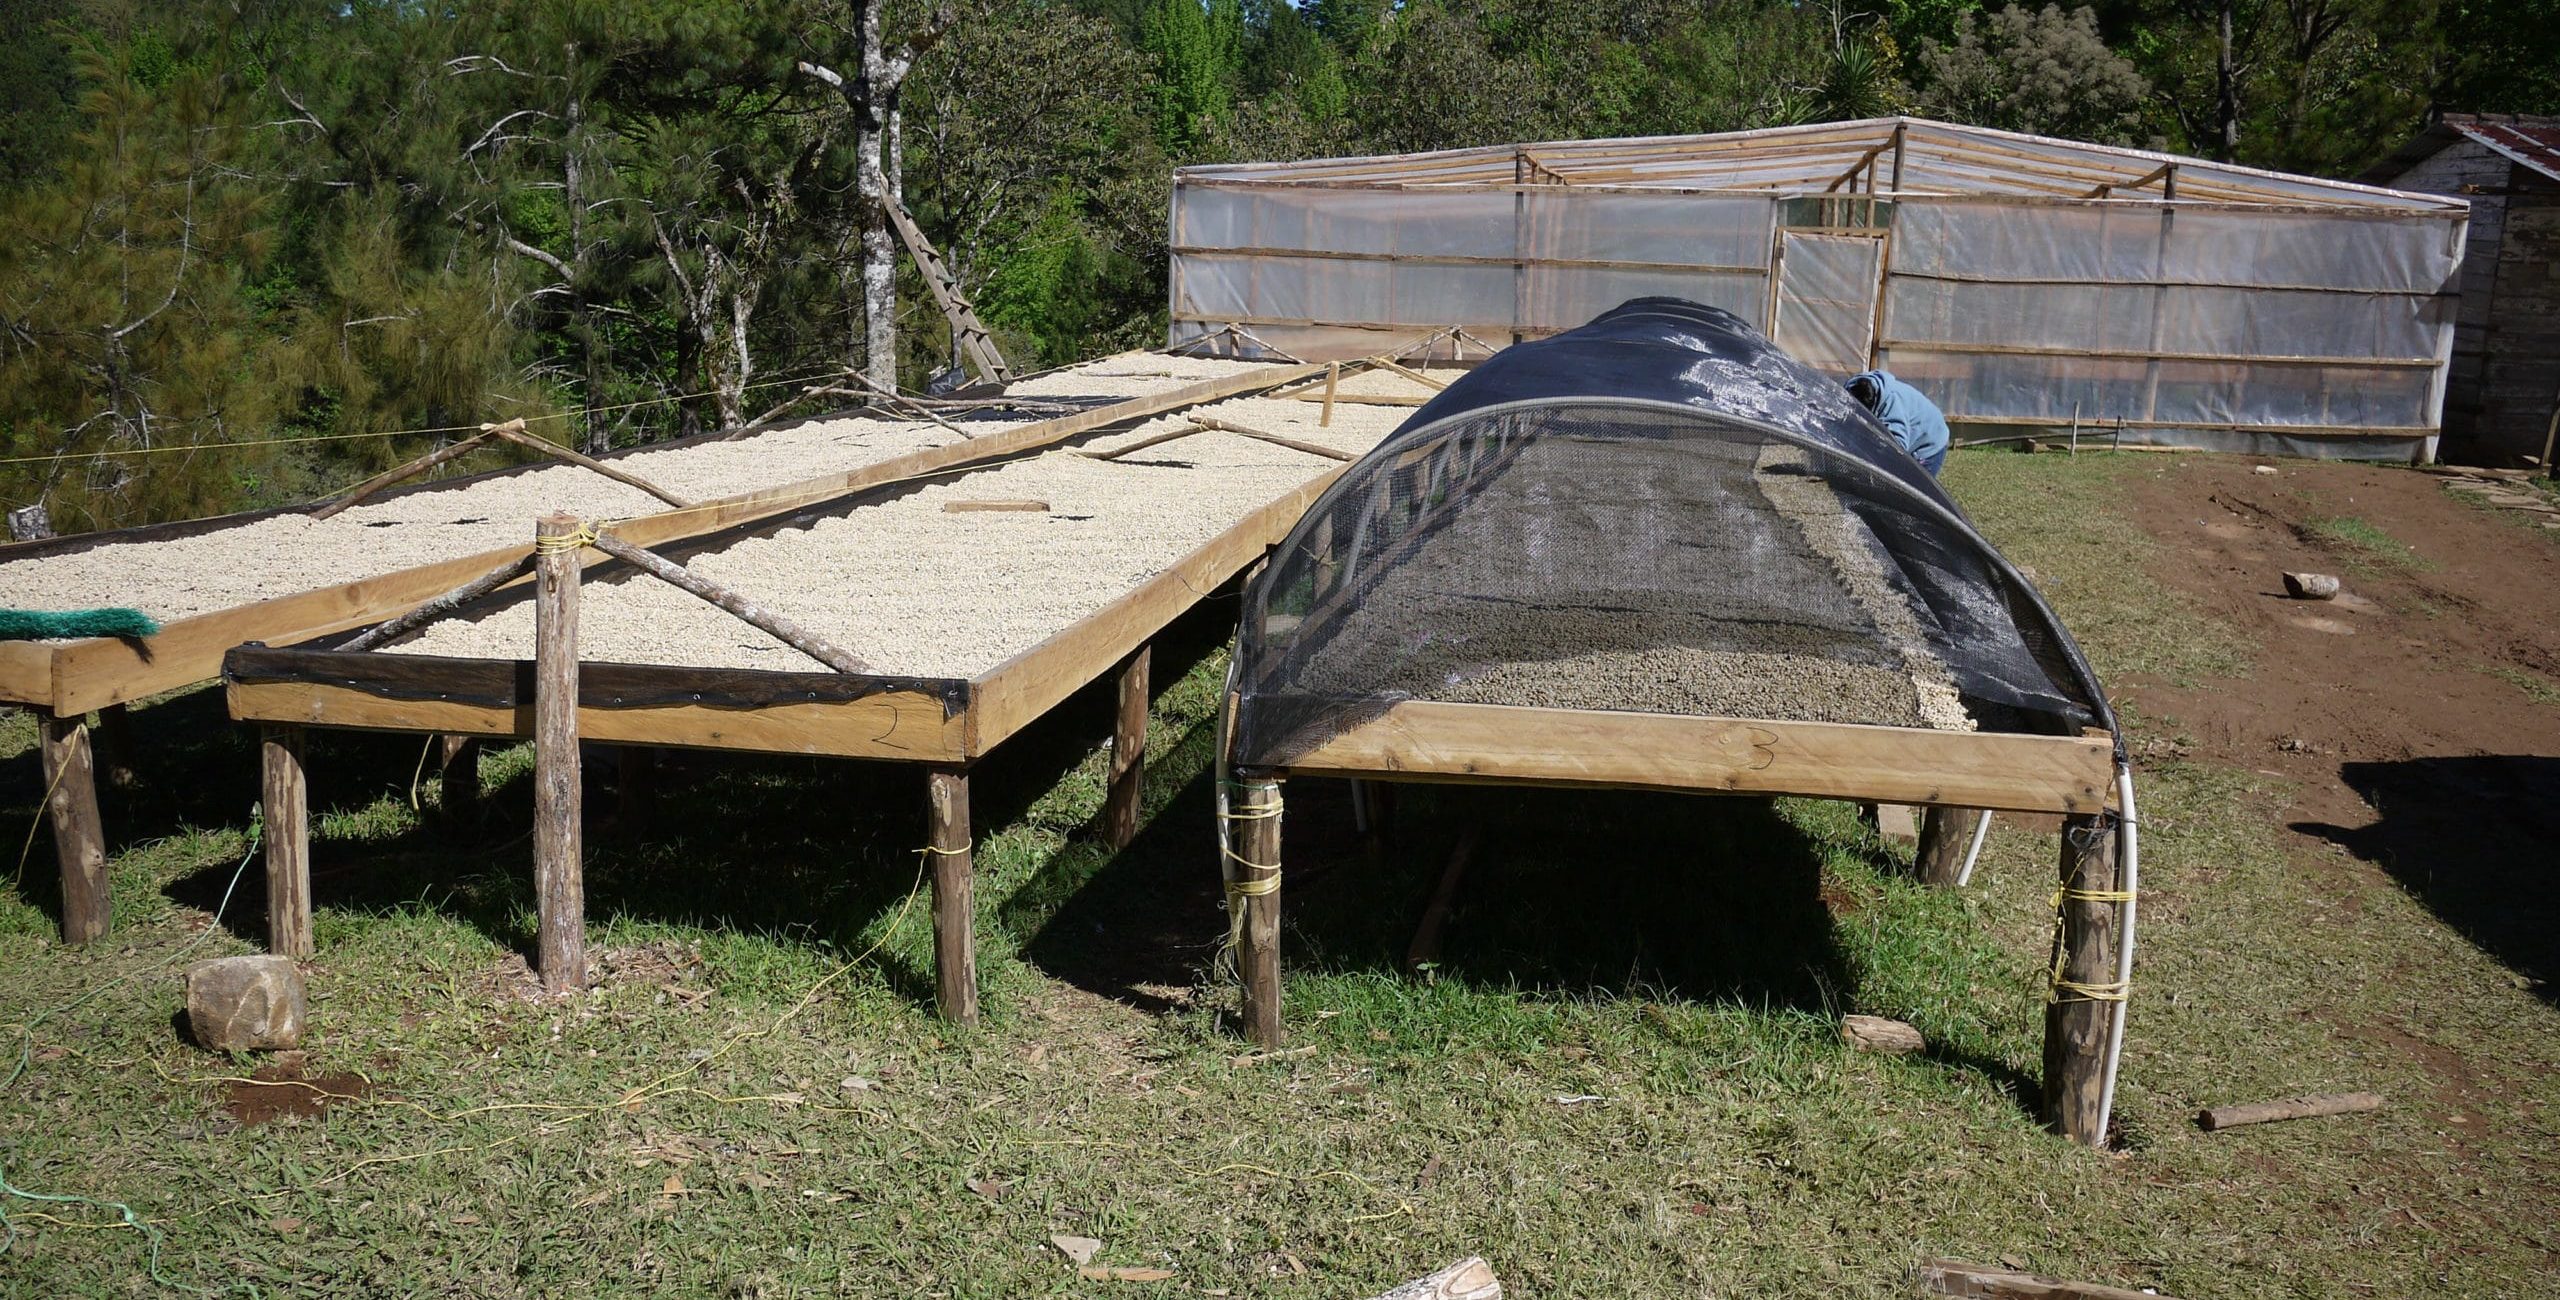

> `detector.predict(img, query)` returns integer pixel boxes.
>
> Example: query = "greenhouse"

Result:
[1170,116,2470,460]
[1215,299,2141,1144]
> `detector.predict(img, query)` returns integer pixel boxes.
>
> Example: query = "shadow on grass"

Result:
[1016,763,1864,1017]
[2296,754,2560,1006]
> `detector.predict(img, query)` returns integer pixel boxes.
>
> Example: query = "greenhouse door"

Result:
[1769,231,1886,375]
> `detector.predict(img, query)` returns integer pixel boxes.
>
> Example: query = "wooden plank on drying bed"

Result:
[43,361,1326,716]
[0,640,54,706]
[1270,700,2114,815]
[223,648,975,762]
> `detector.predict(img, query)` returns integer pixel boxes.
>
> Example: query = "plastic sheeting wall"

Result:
[1169,185,1777,360]
[1877,199,2465,436]
[1169,182,2465,452]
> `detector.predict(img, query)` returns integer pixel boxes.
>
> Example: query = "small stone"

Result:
[2282,572,2341,600]
[1841,1014,1927,1055]
[184,955,306,1051]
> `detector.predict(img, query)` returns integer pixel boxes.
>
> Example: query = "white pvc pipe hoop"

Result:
[2094,763,2141,1145]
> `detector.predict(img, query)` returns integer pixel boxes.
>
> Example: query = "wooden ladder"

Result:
[881,192,1014,387]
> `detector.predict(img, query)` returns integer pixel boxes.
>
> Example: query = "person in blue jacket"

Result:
[1845,370,1951,476]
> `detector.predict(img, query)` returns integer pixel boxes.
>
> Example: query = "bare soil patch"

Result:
[2113,454,2560,1000]
[222,1062,372,1127]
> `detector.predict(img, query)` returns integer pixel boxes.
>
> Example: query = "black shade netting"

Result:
[1228,298,2116,769]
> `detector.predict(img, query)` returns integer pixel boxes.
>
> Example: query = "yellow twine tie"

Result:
[918,844,970,857]
[532,525,600,555]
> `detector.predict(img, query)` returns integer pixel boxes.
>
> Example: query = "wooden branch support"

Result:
[1367,1257,1501,1300]
[485,421,693,510]
[1188,416,1356,462]
[1372,358,1450,391]
[586,530,870,674]
[1295,391,1429,407]
[93,702,136,790]
[2197,1091,2383,1131]
[340,552,535,652]
[1104,646,1149,850]
[834,368,977,441]
[1915,806,1977,887]
[927,767,979,1025]
[942,499,1050,513]
[1233,770,1285,1048]
[1405,825,1480,972]
[532,514,589,994]
[2043,812,2121,1145]
[1918,1258,2181,1300]
[438,735,481,831]
[1077,424,1215,462]
[310,429,497,520]
[1321,361,1340,427]
[261,724,312,959]
[38,712,109,944]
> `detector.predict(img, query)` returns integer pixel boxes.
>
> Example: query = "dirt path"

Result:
[2115,456,2560,998]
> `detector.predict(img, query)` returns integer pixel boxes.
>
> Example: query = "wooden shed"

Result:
[2366,113,2560,466]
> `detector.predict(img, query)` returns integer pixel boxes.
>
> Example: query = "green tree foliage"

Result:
[0,0,2542,532]
[1916,4,2152,144]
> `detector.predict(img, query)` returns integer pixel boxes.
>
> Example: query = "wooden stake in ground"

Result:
[261,725,312,959]
[1915,806,1976,887]
[1406,825,1481,973]
[1232,770,1286,1048]
[38,712,109,944]
[926,767,978,1025]
[2043,812,2121,1145]
[1320,362,1340,428]
[2198,1091,2383,1131]
[438,735,481,832]
[94,702,137,790]
[584,531,870,674]
[532,513,589,993]
[1104,645,1150,850]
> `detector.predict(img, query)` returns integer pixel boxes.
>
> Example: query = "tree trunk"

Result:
[2215,0,2239,163]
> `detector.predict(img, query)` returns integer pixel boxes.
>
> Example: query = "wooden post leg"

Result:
[2044,812,2122,1145]
[616,745,657,835]
[532,514,588,993]
[1103,646,1150,850]
[261,725,313,958]
[437,735,481,831]
[1915,807,1978,887]
[926,767,978,1025]
[36,712,109,944]
[94,703,137,790]
[1234,771,1285,1048]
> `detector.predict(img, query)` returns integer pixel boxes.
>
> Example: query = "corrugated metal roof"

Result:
[2446,114,2560,183]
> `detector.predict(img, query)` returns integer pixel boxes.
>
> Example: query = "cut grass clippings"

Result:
[0,451,2554,1296]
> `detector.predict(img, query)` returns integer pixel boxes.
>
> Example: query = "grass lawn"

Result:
[3,450,2555,1297]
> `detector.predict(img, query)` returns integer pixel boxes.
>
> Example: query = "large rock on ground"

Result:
[185,955,306,1051]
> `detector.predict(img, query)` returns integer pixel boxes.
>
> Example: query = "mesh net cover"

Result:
[1228,297,2117,770]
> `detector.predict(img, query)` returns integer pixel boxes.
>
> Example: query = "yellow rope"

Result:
[918,844,969,857]
[530,525,600,555]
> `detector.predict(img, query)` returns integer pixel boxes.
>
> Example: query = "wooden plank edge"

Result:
[1916,1258,2180,1300]
[224,648,977,762]
[48,361,1325,715]
[1265,701,2113,814]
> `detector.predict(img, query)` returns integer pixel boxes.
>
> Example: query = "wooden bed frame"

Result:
[1223,705,2130,1144]
[223,471,1349,1025]
[8,361,1320,944]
